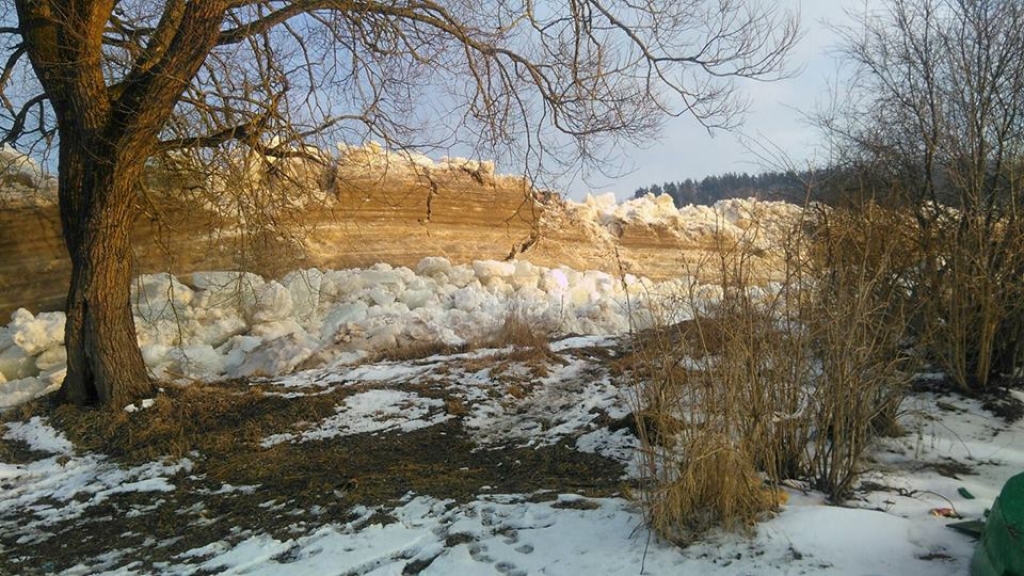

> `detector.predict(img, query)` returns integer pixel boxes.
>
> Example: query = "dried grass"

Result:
[485,302,556,352]
[41,381,350,465]
[642,433,775,545]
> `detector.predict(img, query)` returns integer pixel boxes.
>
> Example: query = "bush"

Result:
[631,200,913,543]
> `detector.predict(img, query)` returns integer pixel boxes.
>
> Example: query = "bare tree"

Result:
[824,0,1024,388]
[0,0,797,406]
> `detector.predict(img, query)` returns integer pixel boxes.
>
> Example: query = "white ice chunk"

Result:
[540,268,570,293]
[452,287,482,312]
[415,256,452,277]
[320,302,370,341]
[191,313,247,348]
[9,308,65,355]
[191,271,266,311]
[141,344,172,371]
[167,345,226,380]
[250,319,306,341]
[0,344,37,380]
[218,335,265,375]
[360,263,404,286]
[230,331,318,378]
[0,376,59,408]
[34,346,66,372]
[509,260,540,290]
[319,270,366,300]
[134,317,200,349]
[366,287,397,307]
[132,273,194,323]
[446,266,477,288]
[248,281,294,323]
[39,365,66,386]
[473,260,516,282]
[283,269,323,325]
[399,289,436,310]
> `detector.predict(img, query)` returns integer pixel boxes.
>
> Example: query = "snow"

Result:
[4,416,74,455]
[1,419,192,545]
[8,380,1001,576]
[0,257,686,404]
[1,275,1018,574]
[260,389,448,447]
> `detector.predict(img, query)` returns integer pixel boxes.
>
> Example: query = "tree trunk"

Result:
[57,143,152,406]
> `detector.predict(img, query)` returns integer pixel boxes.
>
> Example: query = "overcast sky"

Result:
[567,0,879,201]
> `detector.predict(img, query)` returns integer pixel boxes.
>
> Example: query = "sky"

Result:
[571,0,880,201]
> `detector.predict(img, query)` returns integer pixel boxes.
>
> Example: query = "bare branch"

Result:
[2,93,48,144]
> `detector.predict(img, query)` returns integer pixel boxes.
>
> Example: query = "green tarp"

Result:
[972,472,1024,576]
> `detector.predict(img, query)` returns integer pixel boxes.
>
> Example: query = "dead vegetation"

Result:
[627,205,915,544]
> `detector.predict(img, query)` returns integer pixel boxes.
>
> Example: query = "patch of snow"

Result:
[261,389,447,446]
[4,416,75,455]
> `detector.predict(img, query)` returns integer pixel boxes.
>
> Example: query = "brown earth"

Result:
[0,162,719,319]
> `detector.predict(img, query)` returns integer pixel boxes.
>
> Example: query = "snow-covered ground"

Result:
[0,252,1016,575]
[1,333,1019,575]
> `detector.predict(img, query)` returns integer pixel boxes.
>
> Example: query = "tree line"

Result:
[632,170,815,207]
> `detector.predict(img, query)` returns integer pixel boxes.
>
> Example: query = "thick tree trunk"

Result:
[57,144,152,406]
[13,0,232,406]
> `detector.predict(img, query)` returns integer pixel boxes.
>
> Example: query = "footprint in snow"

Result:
[468,542,494,564]
[495,560,527,575]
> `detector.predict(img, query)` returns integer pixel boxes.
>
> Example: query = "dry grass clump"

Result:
[464,302,563,376]
[489,302,556,352]
[632,204,913,544]
[643,433,775,545]
[40,381,349,465]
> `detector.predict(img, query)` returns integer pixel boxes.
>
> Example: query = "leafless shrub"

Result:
[802,204,915,497]
[632,198,914,542]
[823,0,1024,390]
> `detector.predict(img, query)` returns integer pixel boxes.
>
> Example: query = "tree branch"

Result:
[2,93,48,144]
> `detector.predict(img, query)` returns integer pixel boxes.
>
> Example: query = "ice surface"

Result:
[560,193,804,251]
[1,257,699,406]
